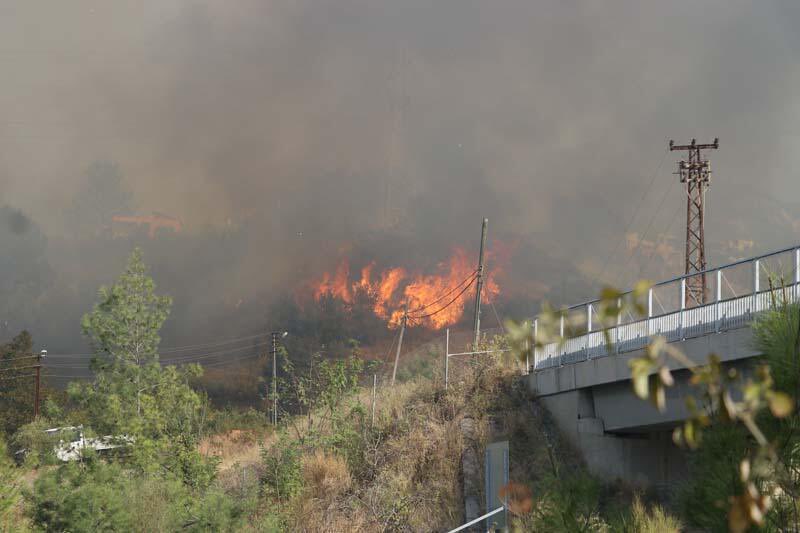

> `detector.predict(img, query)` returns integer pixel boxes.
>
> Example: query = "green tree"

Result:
[69,249,210,486]
[76,248,173,426]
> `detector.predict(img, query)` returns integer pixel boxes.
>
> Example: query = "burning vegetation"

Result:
[304,247,502,330]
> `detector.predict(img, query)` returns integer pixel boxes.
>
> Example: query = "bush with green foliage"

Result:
[28,458,255,532]
[0,331,37,435]
[261,439,304,500]
[678,423,749,530]
[620,495,682,533]
[665,302,800,531]
[515,472,606,532]
[11,418,66,468]
[0,437,21,531]
[29,461,136,532]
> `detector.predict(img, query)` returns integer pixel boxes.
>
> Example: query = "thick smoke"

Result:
[1,1,800,356]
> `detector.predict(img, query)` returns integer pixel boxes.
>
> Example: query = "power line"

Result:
[596,148,669,284]
[636,203,684,286]
[45,349,267,370]
[44,353,266,379]
[198,353,263,368]
[0,354,39,363]
[614,177,675,287]
[408,277,477,322]
[160,341,270,364]
[43,332,267,358]
[0,373,36,382]
[45,341,269,367]
[158,332,266,354]
[408,270,478,314]
[0,365,39,373]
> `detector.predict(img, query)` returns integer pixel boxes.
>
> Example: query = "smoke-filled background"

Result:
[2,1,800,369]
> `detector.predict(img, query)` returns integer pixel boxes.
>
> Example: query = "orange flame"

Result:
[308,247,502,330]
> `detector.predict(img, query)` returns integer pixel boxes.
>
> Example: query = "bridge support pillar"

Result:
[539,390,687,489]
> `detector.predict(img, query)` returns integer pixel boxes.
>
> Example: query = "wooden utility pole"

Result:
[391,303,408,386]
[34,349,44,418]
[270,332,279,425]
[472,218,489,349]
[370,374,377,428]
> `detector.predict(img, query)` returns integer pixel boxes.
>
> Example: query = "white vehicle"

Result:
[55,429,135,462]
[42,426,134,462]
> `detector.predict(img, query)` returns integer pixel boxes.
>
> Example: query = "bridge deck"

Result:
[534,246,800,370]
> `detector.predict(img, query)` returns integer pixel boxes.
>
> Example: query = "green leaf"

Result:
[768,392,793,418]
[658,365,674,387]
[632,279,653,297]
[632,372,649,400]
[599,287,622,302]
[650,379,666,412]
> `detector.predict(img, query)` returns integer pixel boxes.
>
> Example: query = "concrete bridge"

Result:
[527,245,800,487]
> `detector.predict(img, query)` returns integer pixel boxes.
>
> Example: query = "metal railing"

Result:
[446,506,505,533]
[533,245,800,370]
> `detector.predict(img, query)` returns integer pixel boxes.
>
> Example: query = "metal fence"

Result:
[534,245,800,370]
[443,327,520,389]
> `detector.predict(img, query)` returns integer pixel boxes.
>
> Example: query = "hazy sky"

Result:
[2,0,800,294]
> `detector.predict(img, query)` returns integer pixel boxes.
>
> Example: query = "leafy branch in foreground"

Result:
[623,293,793,532]
[513,280,798,532]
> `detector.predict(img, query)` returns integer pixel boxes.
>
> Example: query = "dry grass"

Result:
[302,451,352,501]
[198,429,266,471]
[190,351,542,531]
[275,355,523,532]
[629,495,683,533]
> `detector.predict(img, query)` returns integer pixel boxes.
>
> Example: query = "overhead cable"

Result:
[408,270,478,314]
[409,276,477,321]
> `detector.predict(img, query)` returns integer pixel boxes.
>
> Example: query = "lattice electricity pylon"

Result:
[669,138,719,307]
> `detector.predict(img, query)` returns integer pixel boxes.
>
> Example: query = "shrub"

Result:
[11,419,64,467]
[515,473,607,532]
[624,495,682,533]
[183,487,250,532]
[261,439,304,500]
[0,437,21,531]
[302,451,351,501]
[28,461,135,532]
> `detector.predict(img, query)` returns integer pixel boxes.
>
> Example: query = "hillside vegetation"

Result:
[6,249,800,531]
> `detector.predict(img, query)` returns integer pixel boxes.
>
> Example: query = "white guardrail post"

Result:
[795,248,800,302]
[679,278,686,339]
[716,269,722,333]
[615,298,621,354]
[585,303,591,359]
[587,303,593,332]
[753,259,760,314]
[535,246,800,368]
[445,328,449,390]
[446,506,505,533]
